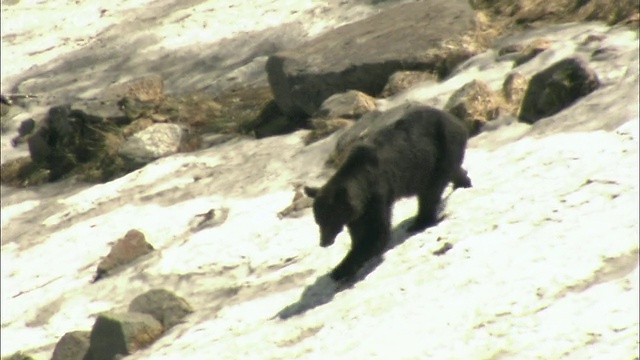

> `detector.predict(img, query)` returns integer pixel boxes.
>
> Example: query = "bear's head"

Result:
[304,185,355,247]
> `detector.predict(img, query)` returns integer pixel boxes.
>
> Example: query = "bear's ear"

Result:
[304,186,319,198]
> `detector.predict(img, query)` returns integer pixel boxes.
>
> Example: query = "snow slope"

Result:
[1,1,638,359]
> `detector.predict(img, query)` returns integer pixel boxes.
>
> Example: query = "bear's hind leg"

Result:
[407,175,450,233]
[451,167,472,189]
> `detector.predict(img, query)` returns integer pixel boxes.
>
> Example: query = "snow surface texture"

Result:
[1,1,639,359]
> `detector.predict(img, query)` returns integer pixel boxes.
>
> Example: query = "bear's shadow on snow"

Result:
[275,198,450,320]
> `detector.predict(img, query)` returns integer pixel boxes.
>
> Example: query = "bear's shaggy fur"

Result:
[305,106,471,281]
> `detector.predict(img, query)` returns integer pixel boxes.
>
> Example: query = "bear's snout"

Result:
[320,232,337,247]
[320,239,334,247]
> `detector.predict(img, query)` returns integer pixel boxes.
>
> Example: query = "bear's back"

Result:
[365,106,468,198]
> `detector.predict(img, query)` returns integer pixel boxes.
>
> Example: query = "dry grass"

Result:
[470,0,639,27]
[417,10,512,80]
[451,0,639,68]
[157,86,272,136]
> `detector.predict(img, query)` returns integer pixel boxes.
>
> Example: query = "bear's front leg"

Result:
[329,199,391,281]
[329,250,364,281]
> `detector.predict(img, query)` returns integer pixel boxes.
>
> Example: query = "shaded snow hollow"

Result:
[1,2,639,359]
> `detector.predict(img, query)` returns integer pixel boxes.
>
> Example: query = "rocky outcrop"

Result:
[519,57,600,124]
[266,0,476,117]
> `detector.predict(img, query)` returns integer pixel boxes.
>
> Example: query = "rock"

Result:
[71,99,130,124]
[313,90,376,120]
[0,98,31,124]
[250,100,299,139]
[501,72,529,116]
[25,103,128,182]
[122,118,154,138]
[10,118,36,146]
[86,312,163,360]
[514,38,553,67]
[278,183,314,219]
[94,229,154,282]
[519,57,600,124]
[128,289,194,329]
[26,105,66,164]
[498,38,553,66]
[118,123,187,163]
[0,102,9,118]
[380,70,438,98]
[51,331,91,360]
[266,0,475,117]
[16,118,35,137]
[502,72,528,103]
[189,207,230,232]
[0,94,12,105]
[444,79,501,134]
[303,89,374,145]
[102,74,165,102]
[199,133,235,149]
[117,97,159,121]
[304,117,354,145]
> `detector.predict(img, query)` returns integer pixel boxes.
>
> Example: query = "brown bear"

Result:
[305,105,471,281]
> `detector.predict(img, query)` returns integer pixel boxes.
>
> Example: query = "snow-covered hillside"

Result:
[1,1,638,359]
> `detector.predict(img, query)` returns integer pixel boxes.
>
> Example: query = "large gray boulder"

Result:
[129,289,194,329]
[266,0,475,118]
[518,57,600,124]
